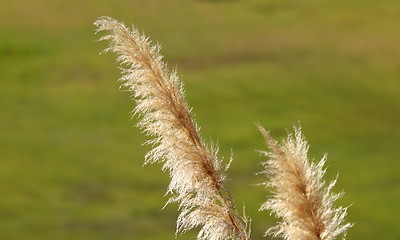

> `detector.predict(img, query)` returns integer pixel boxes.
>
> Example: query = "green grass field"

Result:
[1,0,399,239]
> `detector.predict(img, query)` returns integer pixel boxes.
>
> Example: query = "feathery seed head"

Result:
[257,124,352,240]
[95,16,249,240]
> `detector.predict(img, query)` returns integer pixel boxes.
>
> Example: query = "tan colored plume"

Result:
[257,124,352,240]
[94,16,250,240]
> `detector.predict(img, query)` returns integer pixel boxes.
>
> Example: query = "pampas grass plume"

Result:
[94,16,250,240]
[257,124,352,240]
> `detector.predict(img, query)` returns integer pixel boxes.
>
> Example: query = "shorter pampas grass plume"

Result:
[257,124,352,240]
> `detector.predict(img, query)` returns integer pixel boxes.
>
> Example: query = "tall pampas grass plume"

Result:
[256,124,352,240]
[94,17,250,240]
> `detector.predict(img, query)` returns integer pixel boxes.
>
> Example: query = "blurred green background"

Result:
[1,0,399,239]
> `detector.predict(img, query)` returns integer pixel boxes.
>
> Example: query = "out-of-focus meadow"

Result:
[1,0,399,239]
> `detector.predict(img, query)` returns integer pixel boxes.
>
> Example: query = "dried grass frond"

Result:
[257,124,352,240]
[94,16,249,240]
